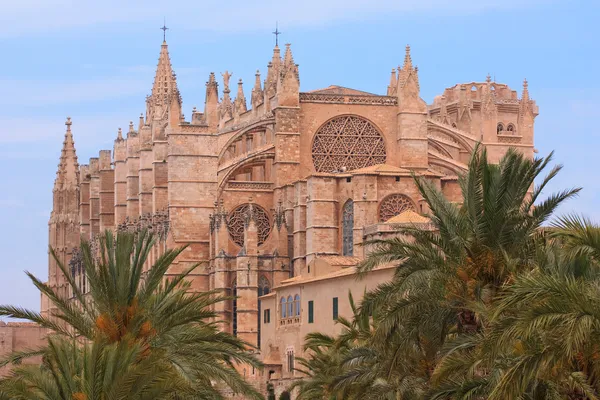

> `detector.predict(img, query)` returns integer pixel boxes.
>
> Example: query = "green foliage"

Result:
[291,145,600,399]
[0,230,263,400]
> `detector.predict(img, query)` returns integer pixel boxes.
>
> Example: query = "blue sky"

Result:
[0,0,598,314]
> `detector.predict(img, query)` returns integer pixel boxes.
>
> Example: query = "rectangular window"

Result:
[333,297,338,320]
[264,309,270,324]
[308,301,314,323]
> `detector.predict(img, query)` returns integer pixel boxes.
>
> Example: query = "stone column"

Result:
[99,150,115,233]
[88,158,100,237]
[126,133,140,220]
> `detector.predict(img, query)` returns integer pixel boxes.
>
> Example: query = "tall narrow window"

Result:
[308,301,314,323]
[287,350,295,373]
[294,294,301,316]
[287,295,293,318]
[280,297,287,318]
[232,280,238,336]
[342,200,354,256]
[258,277,270,349]
[333,297,339,320]
[264,309,270,324]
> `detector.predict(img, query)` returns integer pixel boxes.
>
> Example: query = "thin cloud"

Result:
[1,0,553,38]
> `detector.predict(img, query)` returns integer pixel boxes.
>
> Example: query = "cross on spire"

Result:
[161,18,169,42]
[272,22,281,47]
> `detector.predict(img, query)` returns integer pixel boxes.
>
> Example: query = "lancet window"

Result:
[342,200,354,256]
[311,115,386,173]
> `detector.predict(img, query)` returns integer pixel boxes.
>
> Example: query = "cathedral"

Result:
[37,34,537,396]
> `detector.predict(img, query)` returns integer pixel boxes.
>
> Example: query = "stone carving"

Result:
[379,194,416,222]
[222,71,233,92]
[312,115,386,173]
[117,208,170,238]
[227,181,273,190]
[299,93,397,106]
[227,203,271,247]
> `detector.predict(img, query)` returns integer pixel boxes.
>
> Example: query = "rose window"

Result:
[311,115,386,173]
[379,194,416,222]
[227,204,271,247]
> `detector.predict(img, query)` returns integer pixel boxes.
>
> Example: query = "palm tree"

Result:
[0,230,262,399]
[355,145,579,397]
[0,335,202,400]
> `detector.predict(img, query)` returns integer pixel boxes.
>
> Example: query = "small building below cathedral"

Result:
[37,36,537,397]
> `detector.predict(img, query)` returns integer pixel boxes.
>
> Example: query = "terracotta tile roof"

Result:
[306,85,377,96]
[317,255,361,267]
[350,164,412,175]
[385,210,431,224]
[276,263,396,288]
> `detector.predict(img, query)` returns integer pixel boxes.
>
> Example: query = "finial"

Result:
[402,45,412,70]
[523,78,528,89]
[117,128,123,140]
[129,121,134,132]
[160,18,169,42]
[65,117,72,131]
[486,73,491,83]
[248,195,254,203]
[192,106,197,113]
[273,22,282,47]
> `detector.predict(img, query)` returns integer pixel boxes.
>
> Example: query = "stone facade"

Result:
[38,38,536,396]
[0,322,47,377]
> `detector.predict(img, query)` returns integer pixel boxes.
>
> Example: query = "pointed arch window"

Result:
[497,123,504,134]
[342,200,354,256]
[507,123,515,134]
[258,276,270,349]
[280,297,287,318]
[287,295,293,318]
[232,279,238,336]
[294,294,301,316]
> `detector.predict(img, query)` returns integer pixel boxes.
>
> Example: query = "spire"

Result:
[519,78,533,119]
[283,43,295,68]
[280,43,299,83]
[149,39,179,119]
[118,127,124,140]
[486,73,492,83]
[129,121,134,133]
[234,78,247,114]
[397,44,419,90]
[387,68,397,96]
[54,117,80,191]
[139,113,144,131]
[403,45,412,71]
[204,72,219,128]
[521,78,529,102]
[251,70,264,108]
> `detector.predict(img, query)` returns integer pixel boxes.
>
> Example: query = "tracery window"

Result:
[342,200,354,256]
[379,194,416,222]
[311,115,386,173]
[507,123,515,133]
[497,123,504,134]
[227,203,271,247]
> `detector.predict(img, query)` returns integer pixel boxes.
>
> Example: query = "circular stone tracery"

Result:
[311,115,387,173]
[227,204,271,247]
[379,194,416,222]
